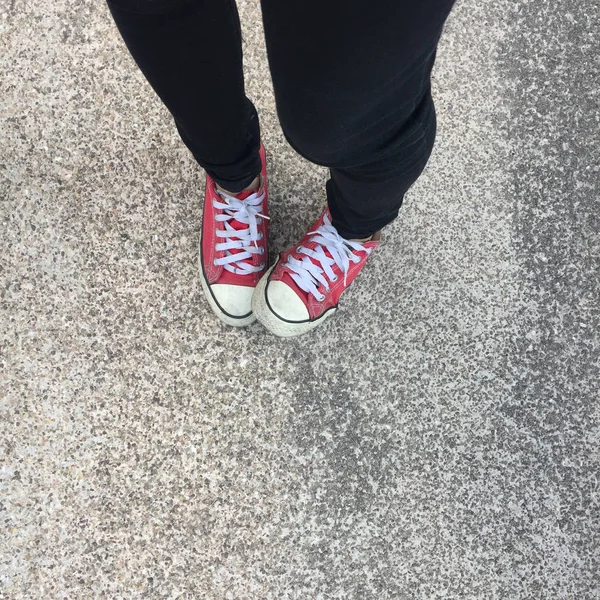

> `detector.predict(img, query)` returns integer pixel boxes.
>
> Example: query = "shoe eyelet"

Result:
[297,245,304,253]
[331,275,338,282]
[258,232,264,240]
[213,259,218,266]
[259,262,266,269]
[259,247,265,254]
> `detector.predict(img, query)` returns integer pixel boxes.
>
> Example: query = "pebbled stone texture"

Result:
[1,0,598,598]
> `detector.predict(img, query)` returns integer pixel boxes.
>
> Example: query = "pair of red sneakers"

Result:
[199,145,380,337]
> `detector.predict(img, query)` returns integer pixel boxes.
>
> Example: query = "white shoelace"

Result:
[284,213,372,302]
[213,188,269,275]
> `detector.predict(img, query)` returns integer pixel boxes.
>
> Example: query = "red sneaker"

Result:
[199,145,269,326]
[252,208,380,337]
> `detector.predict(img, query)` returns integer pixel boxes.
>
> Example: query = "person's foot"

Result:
[252,207,380,337]
[199,144,269,326]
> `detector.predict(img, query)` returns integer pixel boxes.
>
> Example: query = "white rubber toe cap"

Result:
[266,281,310,322]
[211,284,254,317]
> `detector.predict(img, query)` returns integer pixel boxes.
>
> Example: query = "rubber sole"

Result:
[252,265,336,337]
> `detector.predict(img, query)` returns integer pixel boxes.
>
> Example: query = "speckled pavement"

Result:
[1,0,599,598]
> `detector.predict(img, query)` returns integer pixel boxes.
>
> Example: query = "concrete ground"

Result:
[1,0,599,598]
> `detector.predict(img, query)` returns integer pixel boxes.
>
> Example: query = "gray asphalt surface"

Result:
[1,0,599,598]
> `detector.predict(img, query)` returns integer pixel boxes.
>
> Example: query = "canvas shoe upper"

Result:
[252,207,379,337]
[199,144,268,326]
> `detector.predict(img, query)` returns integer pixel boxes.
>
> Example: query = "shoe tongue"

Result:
[228,189,255,232]
[306,238,337,268]
[286,237,365,300]
[282,238,335,303]
[219,189,258,273]
[235,189,255,201]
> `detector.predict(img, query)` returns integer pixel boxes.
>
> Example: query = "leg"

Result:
[253,0,456,336]
[106,0,261,192]
[107,0,270,327]
[261,0,456,237]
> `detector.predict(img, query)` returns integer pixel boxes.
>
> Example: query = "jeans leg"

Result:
[106,0,261,192]
[260,0,455,237]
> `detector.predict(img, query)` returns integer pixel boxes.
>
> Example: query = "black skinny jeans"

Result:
[106,0,456,238]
